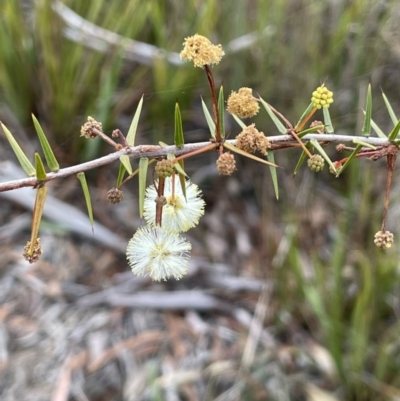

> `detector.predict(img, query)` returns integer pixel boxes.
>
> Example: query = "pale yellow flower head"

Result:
[227,87,260,118]
[180,34,224,68]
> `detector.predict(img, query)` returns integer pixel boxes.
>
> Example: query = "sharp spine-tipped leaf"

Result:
[362,84,372,136]
[138,157,148,218]
[323,107,334,134]
[77,172,94,230]
[126,95,143,146]
[337,144,363,176]
[298,125,325,138]
[1,122,36,176]
[293,142,313,175]
[218,86,225,139]
[232,113,246,129]
[388,119,400,141]
[382,91,398,126]
[174,102,184,148]
[167,153,187,176]
[201,97,216,138]
[32,114,59,172]
[267,151,279,200]
[29,186,47,254]
[119,155,133,175]
[116,163,126,187]
[35,152,47,181]
[296,103,315,130]
[223,141,278,167]
[258,97,287,134]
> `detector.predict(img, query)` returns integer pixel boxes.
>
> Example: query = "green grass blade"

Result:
[218,85,225,139]
[388,119,400,141]
[35,152,47,181]
[32,114,59,172]
[1,122,35,176]
[382,91,398,126]
[267,151,279,200]
[362,84,372,137]
[310,139,336,172]
[201,97,216,138]
[77,172,94,230]
[126,95,144,146]
[323,107,334,134]
[138,157,148,218]
[119,155,133,175]
[174,102,184,148]
[258,97,287,134]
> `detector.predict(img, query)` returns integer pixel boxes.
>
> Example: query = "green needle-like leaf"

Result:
[32,114,59,172]
[174,102,184,148]
[29,186,47,254]
[223,142,278,167]
[232,113,246,129]
[35,152,47,181]
[388,119,400,141]
[119,155,133,175]
[295,103,314,130]
[1,122,35,176]
[337,144,363,177]
[258,97,287,134]
[77,172,94,230]
[367,114,387,138]
[168,153,187,176]
[201,97,216,138]
[267,151,279,200]
[298,125,325,138]
[310,139,336,173]
[218,85,225,139]
[138,157,148,218]
[323,107,334,134]
[116,162,126,188]
[352,139,376,150]
[362,84,372,137]
[293,142,313,175]
[126,95,144,146]
[382,91,398,126]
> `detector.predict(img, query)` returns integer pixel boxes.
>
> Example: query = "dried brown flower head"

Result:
[23,238,43,263]
[216,152,236,175]
[227,87,260,118]
[235,124,270,155]
[107,188,124,204]
[80,116,103,139]
[180,34,224,68]
[374,230,394,249]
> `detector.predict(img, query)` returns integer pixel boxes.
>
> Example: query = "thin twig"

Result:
[0,134,395,193]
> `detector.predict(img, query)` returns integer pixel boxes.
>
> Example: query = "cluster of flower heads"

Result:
[126,176,206,281]
[311,86,334,109]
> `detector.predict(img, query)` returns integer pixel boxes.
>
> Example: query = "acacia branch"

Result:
[0,133,395,193]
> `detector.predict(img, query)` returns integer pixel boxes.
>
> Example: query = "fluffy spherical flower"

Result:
[127,226,192,281]
[180,34,224,68]
[144,177,205,233]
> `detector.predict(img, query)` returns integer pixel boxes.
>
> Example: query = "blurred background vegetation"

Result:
[1,0,400,400]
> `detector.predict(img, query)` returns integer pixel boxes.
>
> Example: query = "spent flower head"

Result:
[80,116,103,139]
[227,87,260,118]
[216,152,236,175]
[374,230,394,249]
[23,238,43,263]
[311,86,334,109]
[126,226,191,281]
[180,34,224,68]
[107,188,123,204]
[144,177,205,233]
[235,124,270,155]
